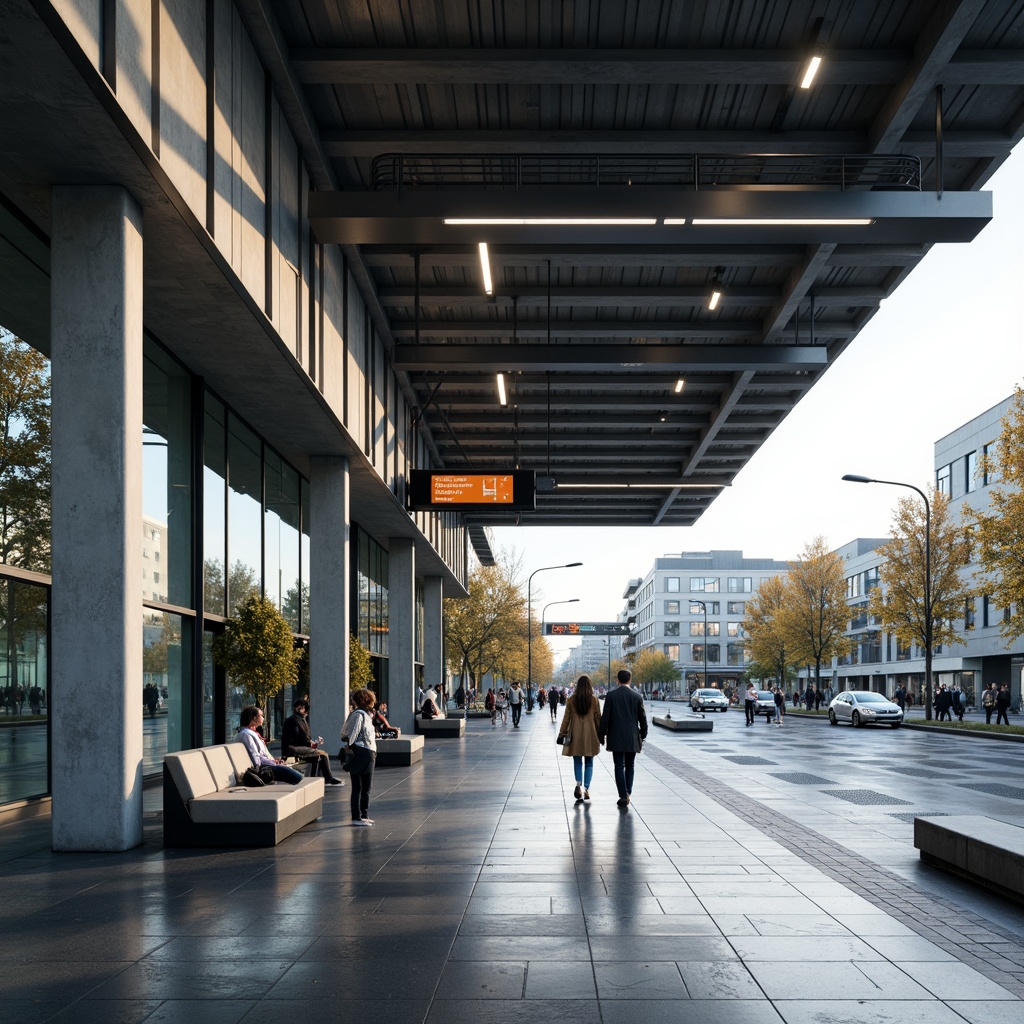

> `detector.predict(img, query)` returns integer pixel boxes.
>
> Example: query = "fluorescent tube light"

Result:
[674,379,685,394]
[708,289,722,311]
[496,372,507,407]
[692,218,873,227]
[478,242,493,296]
[800,55,823,89]
[444,218,657,226]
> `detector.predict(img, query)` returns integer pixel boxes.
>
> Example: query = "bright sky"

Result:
[491,147,1024,664]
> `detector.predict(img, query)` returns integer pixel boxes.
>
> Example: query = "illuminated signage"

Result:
[545,622,630,636]
[408,470,536,512]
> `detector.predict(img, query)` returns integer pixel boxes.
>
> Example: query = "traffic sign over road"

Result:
[545,622,630,636]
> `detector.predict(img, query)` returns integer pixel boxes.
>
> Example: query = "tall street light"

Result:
[528,563,583,697]
[692,598,709,696]
[842,474,933,720]
[540,598,579,706]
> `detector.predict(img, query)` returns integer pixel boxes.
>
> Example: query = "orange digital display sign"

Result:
[431,474,515,505]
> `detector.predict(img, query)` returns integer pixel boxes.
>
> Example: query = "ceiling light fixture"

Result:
[444,218,657,226]
[478,242,493,296]
[708,267,725,311]
[557,482,728,490]
[674,379,685,394]
[800,55,823,89]
[496,372,508,407]
[691,218,873,226]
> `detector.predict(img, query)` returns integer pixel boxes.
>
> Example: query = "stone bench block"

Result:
[915,814,1024,901]
[375,736,425,766]
[415,716,466,737]
[653,715,714,732]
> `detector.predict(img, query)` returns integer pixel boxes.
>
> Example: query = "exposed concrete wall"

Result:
[389,538,416,732]
[50,0,101,69]
[50,186,144,851]
[310,457,350,749]
[116,0,154,145]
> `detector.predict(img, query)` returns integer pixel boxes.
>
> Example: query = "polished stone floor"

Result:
[1,707,1023,1024]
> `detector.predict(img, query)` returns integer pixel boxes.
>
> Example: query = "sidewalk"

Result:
[1,711,1022,1024]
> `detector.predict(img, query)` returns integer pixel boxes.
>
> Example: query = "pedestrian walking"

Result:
[744,682,757,727]
[508,680,525,728]
[341,688,378,826]
[557,674,602,801]
[996,684,1011,726]
[598,668,648,809]
[773,686,785,727]
[981,683,997,724]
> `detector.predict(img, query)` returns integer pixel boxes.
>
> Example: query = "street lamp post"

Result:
[692,598,709,695]
[527,562,583,700]
[540,598,579,709]
[842,474,933,720]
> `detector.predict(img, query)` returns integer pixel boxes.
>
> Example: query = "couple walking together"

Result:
[558,669,648,808]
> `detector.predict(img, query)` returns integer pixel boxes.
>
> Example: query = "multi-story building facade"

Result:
[806,396,1023,708]
[628,552,791,695]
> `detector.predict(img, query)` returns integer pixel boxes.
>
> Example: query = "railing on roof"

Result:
[370,153,922,193]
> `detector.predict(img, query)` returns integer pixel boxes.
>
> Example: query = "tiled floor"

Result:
[1,709,1022,1024]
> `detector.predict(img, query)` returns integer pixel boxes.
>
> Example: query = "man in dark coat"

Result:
[599,668,648,809]
[281,698,344,785]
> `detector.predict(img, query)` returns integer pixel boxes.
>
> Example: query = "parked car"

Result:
[690,688,729,712]
[828,690,904,728]
[754,690,777,718]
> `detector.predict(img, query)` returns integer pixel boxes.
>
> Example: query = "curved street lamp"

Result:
[691,598,709,696]
[528,563,583,696]
[842,473,933,720]
[539,598,579,707]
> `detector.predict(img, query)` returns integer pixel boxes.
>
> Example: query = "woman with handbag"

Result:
[557,674,603,802]
[341,688,378,826]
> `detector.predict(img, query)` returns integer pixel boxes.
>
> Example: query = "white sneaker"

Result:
[352,819,373,827]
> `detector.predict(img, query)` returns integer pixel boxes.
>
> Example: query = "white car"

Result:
[828,690,904,728]
[690,688,729,712]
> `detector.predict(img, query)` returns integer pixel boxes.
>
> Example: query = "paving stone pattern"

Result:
[646,742,1024,998]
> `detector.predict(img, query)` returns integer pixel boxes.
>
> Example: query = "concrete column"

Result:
[423,576,444,691]
[310,457,350,751]
[389,538,416,732]
[50,186,144,851]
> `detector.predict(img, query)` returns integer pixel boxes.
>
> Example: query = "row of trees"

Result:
[744,386,1024,720]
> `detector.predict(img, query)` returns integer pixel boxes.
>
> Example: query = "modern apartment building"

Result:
[627,552,791,694]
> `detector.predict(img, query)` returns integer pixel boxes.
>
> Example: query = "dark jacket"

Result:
[599,684,648,753]
[281,713,314,757]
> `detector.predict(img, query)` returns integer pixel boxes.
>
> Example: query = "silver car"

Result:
[828,690,904,728]
[690,688,729,712]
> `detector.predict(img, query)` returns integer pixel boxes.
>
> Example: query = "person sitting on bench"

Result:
[281,698,344,786]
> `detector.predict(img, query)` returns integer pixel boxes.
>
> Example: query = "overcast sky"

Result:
[490,146,1024,663]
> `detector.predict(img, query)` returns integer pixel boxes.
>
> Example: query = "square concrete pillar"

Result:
[310,457,350,748]
[423,576,444,691]
[50,186,144,851]
[389,538,416,732]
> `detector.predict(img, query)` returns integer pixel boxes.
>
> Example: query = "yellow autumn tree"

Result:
[869,487,974,719]
[778,536,852,691]
[743,574,789,686]
[966,386,1024,644]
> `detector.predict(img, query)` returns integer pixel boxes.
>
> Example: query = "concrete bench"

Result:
[653,715,714,733]
[915,815,1024,901]
[164,742,325,847]
[415,716,466,737]
[375,735,425,766]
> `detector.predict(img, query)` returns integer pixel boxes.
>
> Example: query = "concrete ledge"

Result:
[375,735,425,766]
[915,814,1024,902]
[415,717,466,737]
[653,715,713,732]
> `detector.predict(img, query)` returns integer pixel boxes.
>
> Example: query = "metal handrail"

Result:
[370,153,922,193]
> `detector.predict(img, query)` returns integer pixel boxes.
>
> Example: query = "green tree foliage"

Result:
[743,575,789,685]
[967,385,1024,643]
[631,648,682,689]
[444,554,528,688]
[0,332,50,571]
[777,536,852,688]
[213,593,299,736]
[869,487,974,716]
[349,633,374,691]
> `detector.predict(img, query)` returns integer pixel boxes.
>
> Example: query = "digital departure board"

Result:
[545,622,631,636]
[408,470,536,512]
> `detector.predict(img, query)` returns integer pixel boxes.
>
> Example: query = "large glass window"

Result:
[665,577,680,592]
[142,342,192,607]
[227,415,262,614]
[727,642,744,666]
[142,610,192,774]
[966,450,978,493]
[664,600,680,614]
[664,621,680,636]
[690,577,719,592]
[664,644,679,660]
[0,576,49,800]
[203,395,227,616]
[265,451,301,628]
[727,601,745,614]
[0,331,50,572]
[936,463,951,496]
[727,577,752,593]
